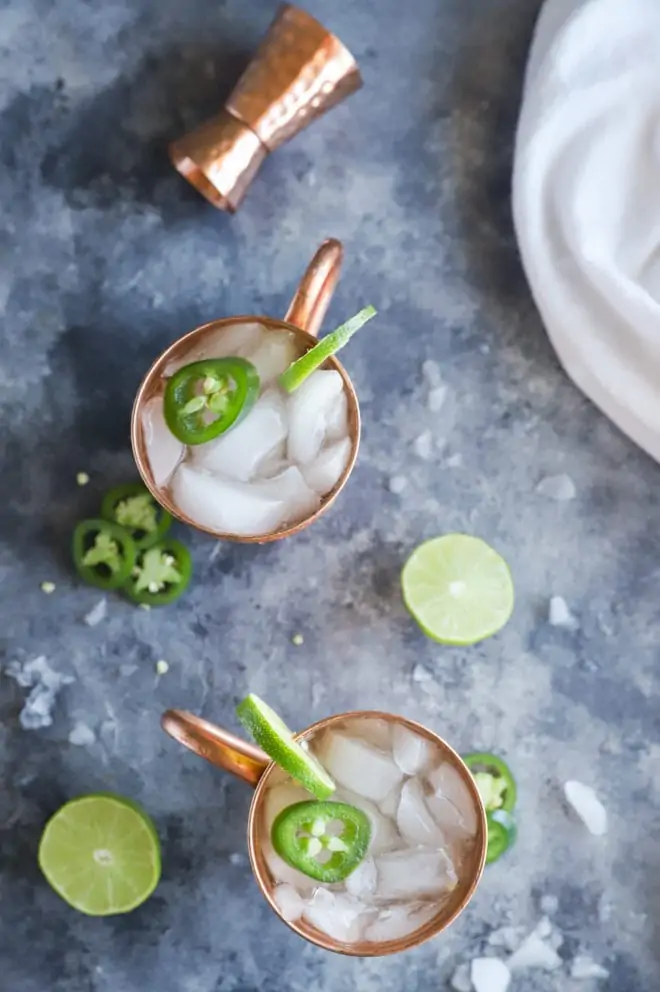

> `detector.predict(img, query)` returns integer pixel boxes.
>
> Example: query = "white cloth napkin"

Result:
[513,0,660,462]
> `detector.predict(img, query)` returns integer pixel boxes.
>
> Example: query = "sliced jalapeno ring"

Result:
[271,801,371,883]
[72,519,137,590]
[463,752,517,813]
[123,538,192,607]
[164,358,260,445]
[101,483,172,550]
[486,809,517,864]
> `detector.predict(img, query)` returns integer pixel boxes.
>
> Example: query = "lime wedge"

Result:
[401,534,514,645]
[279,306,377,393]
[236,694,335,799]
[38,793,161,916]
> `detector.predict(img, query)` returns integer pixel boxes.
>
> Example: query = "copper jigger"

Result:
[161,708,487,957]
[169,4,362,211]
[131,238,360,543]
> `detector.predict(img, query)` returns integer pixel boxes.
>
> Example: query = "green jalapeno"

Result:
[463,752,517,813]
[122,538,192,606]
[101,483,171,550]
[485,809,517,864]
[271,801,371,883]
[164,358,260,445]
[72,519,137,590]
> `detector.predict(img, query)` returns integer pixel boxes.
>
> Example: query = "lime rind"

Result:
[401,534,514,646]
[279,306,377,393]
[38,793,161,916]
[236,694,335,799]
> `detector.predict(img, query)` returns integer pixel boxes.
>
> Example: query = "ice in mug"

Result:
[261,715,479,945]
[141,322,352,537]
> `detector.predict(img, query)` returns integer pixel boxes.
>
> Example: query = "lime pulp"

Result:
[38,793,161,916]
[401,533,514,645]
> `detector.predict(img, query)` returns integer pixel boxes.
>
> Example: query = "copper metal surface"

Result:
[161,710,268,787]
[169,5,362,211]
[131,239,359,544]
[162,708,488,958]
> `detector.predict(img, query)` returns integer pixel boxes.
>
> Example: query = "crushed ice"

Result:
[4,656,74,730]
[471,957,512,992]
[548,595,577,629]
[68,721,96,746]
[536,473,576,500]
[84,598,107,627]
[563,780,608,835]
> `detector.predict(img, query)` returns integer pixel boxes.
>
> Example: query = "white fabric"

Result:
[513,0,660,462]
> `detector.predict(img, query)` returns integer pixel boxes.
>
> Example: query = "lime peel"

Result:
[236,694,335,799]
[279,306,377,393]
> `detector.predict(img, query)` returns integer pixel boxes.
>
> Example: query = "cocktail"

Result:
[131,240,373,543]
[162,700,487,957]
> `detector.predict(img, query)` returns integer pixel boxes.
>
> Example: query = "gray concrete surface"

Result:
[0,0,657,989]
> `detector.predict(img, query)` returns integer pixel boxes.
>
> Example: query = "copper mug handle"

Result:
[284,238,343,337]
[161,709,269,787]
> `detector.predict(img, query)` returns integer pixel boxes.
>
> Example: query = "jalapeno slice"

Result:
[72,519,137,590]
[123,538,192,606]
[164,358,260,445]
[463,752,517,813]
[271,801,371,883]
[101,483,172,550]
[485,809,517,864]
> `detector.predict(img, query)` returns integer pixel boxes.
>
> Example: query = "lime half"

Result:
[38,793,161,916]
[236,694,335,799]
[401,534,514,645]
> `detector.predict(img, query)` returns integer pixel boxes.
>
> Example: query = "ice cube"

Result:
[378,785,401,819]
[287,370,345,466]
[450,963,472,992]
[317,731,403,803]
[570,955,609,980]
[273,883,307,923]
[333,787,399,856]
[68,721,96,746]
[396,778,446,847]
[164,321,264,375]
[326,385,348,442]
[263,842,317,893]
[548,595,577,629]
[142,395,184,487]
[471,957,512,992]
[374,848,457,901]
[427,763,478,835]
[345,857,377,899]
[170,464,319,536]
[264,781,310,831]
[189,389,287,481]
[353,717,392,751]
[507,932,562,971]
[536,473,576,500]
[425,793,474,846]
[364,903,437,943]
[246,332,299,385]
[303,889,366,943]
[392,725,434,775]
[563,780,608,836]
[301,437,351,496]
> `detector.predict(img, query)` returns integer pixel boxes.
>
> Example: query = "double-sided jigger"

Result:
[169,4,362,211]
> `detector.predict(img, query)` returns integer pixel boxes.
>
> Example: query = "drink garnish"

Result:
[271,800,371,882]
[236,694,335,799]
[101,482,172,550]
[279,306,377,393]
[123,539,192,606]
[38,793,161,915]
[401,533,514,645]
[463,753,517,813]
[484,809,517,864]
[73,519,137,590]
[164,357,260,445]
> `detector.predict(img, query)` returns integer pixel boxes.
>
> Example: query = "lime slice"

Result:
[279,306,377,393]
[401,534,514,645]
[236,694,335,799]
[38,793,161,916]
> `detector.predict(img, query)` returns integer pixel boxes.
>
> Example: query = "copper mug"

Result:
[131,238,359,542]
[161,707,488,957]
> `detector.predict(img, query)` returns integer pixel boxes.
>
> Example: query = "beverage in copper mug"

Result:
[262,712,480,946]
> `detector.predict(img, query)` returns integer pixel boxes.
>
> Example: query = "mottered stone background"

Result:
[0,0,658,989]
